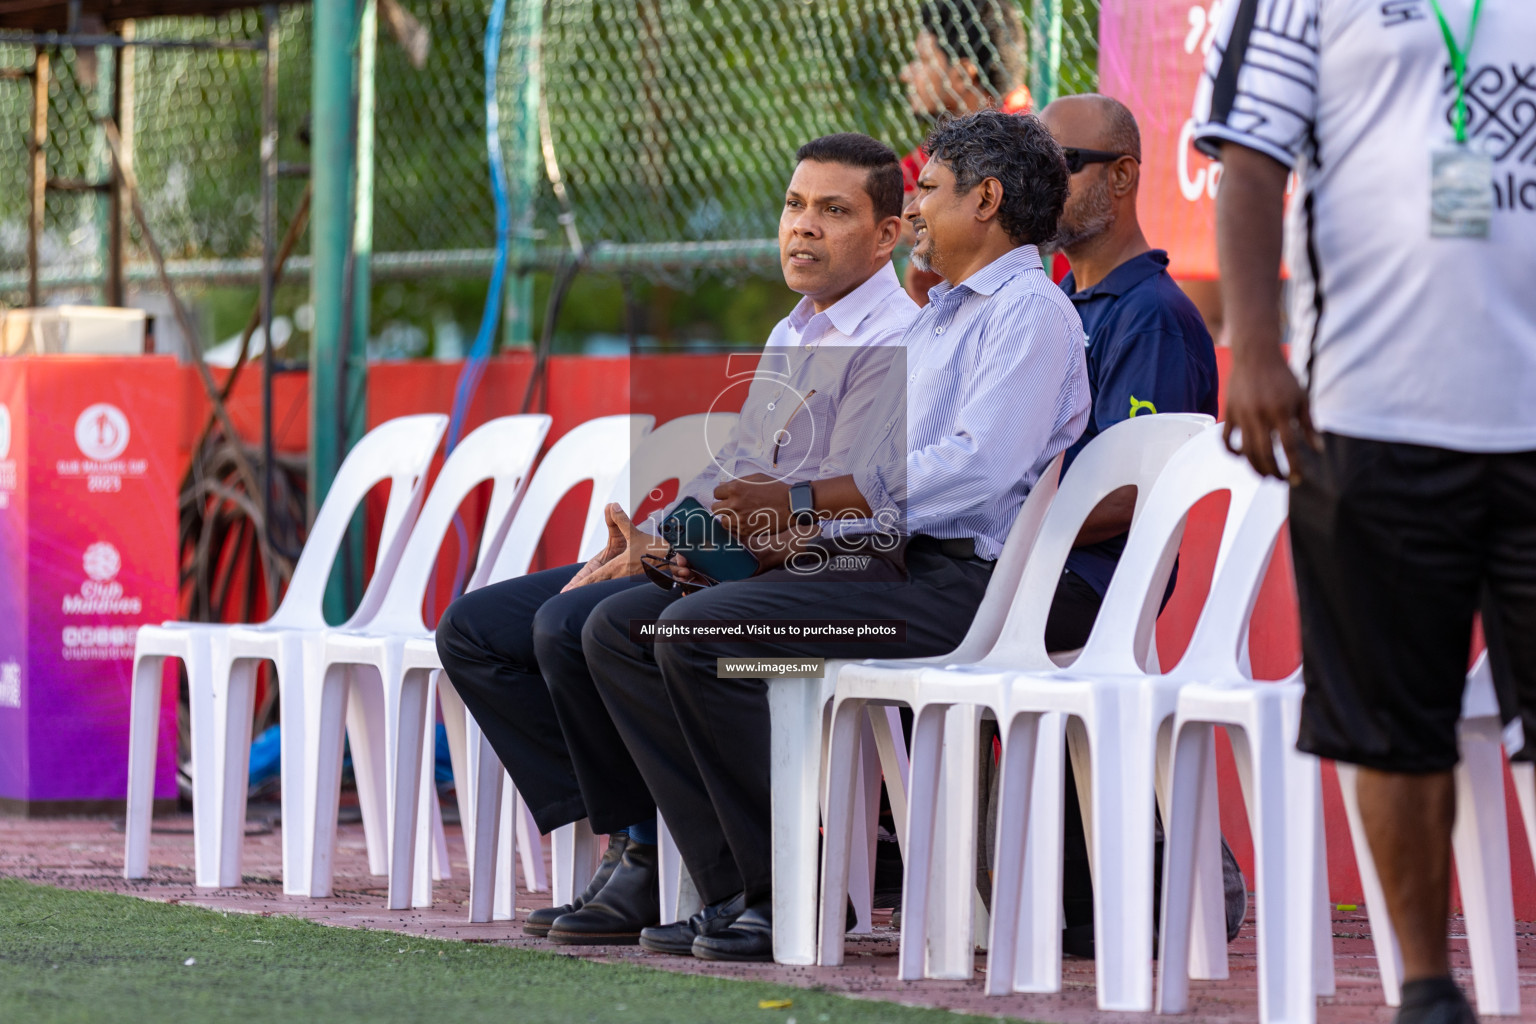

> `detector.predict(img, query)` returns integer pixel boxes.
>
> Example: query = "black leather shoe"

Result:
[547,842,660,945]
[639,892,747,955]
[692,900,773,962]
[523,832,628,938]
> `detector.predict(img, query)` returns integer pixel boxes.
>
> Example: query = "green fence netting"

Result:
[0,0,1098,300]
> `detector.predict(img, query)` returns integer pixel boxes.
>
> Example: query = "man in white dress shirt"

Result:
[436,133,917,946]
[581,109,1091,962]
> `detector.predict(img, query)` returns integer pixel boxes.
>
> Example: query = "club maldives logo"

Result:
[62,541,142,615]
[75,403,130,461]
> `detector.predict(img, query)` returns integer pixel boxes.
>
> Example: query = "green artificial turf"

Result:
[0,879,1025,1024]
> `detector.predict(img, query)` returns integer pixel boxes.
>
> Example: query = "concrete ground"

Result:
[4,810,1535,1023]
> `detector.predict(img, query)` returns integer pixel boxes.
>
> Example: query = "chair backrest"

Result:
[268,413,447,630]
[1166,442,1290,681]
[363,414,551,634]
[980,414,1213,673]
[937,453,1063,666]
[1072,424,1278,678]
[607,412,741,521]
[478,414,654,586]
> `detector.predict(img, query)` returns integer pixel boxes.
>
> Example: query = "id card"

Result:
[1431,145,1493,238]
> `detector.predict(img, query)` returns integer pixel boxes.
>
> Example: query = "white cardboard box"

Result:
[0,306,147,356]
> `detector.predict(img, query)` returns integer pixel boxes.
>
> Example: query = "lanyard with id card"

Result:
[1428,0,1492,238]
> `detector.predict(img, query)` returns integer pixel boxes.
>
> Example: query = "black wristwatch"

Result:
[789,481,817,528]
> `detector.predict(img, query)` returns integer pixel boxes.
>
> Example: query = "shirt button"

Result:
[909,374,917,382]
[934,326,944,335]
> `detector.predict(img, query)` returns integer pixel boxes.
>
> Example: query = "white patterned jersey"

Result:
[1193,0,1536,452]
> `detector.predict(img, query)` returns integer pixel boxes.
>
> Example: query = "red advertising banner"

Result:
[1099,0,1226,280]
[0,357,180,812]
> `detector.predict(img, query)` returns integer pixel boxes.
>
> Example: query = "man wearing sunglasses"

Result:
[435,133,917,946]
[1031,92,1225,959]
[581,109,1091,962]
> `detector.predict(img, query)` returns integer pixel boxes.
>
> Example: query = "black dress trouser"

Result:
[434,563,654,835]
[581,537,994,908]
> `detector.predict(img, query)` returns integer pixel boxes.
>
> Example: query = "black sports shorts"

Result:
[1290,433,1536,773]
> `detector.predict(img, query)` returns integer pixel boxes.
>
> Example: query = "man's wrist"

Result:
[788,480,817,527]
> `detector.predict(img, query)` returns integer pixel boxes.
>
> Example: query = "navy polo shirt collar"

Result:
[1061,249,1171,301]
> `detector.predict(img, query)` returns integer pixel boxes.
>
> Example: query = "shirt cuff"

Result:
[1191,123,1297,169]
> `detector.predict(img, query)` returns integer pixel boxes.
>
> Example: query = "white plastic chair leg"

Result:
[1312,776,1336,999]
[815,696,868,966]
[845,711,883,936]
[1451,715,1521,1016]
[124,651,169,880]
[494,780,515,921]
[1086,717,1156,1012]
[1156,721,1228,982]
[344,669,390,878]
[273,643,313,895]
[870,706,909,853]
[467,732,503,923]
[551,819,599,907]
[768,677,825,966]
[1156,719,1213,1015]
[517,792,546,891]
[929,704,980,980]
[1242,715,1320,1024]
[386,663,432,911]
[985,710,1043,996]
[898,703,947,981]
[1012,712,1066,994]
[307,663,354,898]
[658,815,698,925]
[1336,763,1404,1006]
[214,656,260,888]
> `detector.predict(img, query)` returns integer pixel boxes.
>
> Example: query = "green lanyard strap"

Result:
[1428,0,1486,145]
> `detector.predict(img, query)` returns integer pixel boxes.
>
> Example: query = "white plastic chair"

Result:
[1151,456,1335,1024]
[462,411,736,924]
[303,414,552,905]
[124,413,448,891]
[346,412,648,909]
[816,414,1213,982]
[764,452,1064,967]
[1338,650,1528,1017]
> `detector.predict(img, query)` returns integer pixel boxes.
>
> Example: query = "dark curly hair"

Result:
[922,108,1069,246]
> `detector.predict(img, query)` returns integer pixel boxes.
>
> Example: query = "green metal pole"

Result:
[501,0,543,348]
[1028,0,1063,106]
[309,0,359,621]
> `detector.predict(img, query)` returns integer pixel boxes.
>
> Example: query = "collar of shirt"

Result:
[924,243,1045,306]
[785,261,902,348]
[1060,248,1171,302]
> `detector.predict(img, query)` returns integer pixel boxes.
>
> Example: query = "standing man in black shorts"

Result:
[1195,2,1536,1021]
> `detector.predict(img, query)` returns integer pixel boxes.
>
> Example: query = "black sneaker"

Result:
[1396,978,1478,1024]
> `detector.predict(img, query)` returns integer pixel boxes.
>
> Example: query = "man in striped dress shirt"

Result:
[582,109,1091,962]
[436,134,917,946]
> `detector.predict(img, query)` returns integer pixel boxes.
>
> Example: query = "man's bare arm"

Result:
[711,473,872,535]
[1215,142,1317,480]
[1074,485,1136,546]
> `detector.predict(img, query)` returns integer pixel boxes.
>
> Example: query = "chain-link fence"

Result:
[0,0,1099,303]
